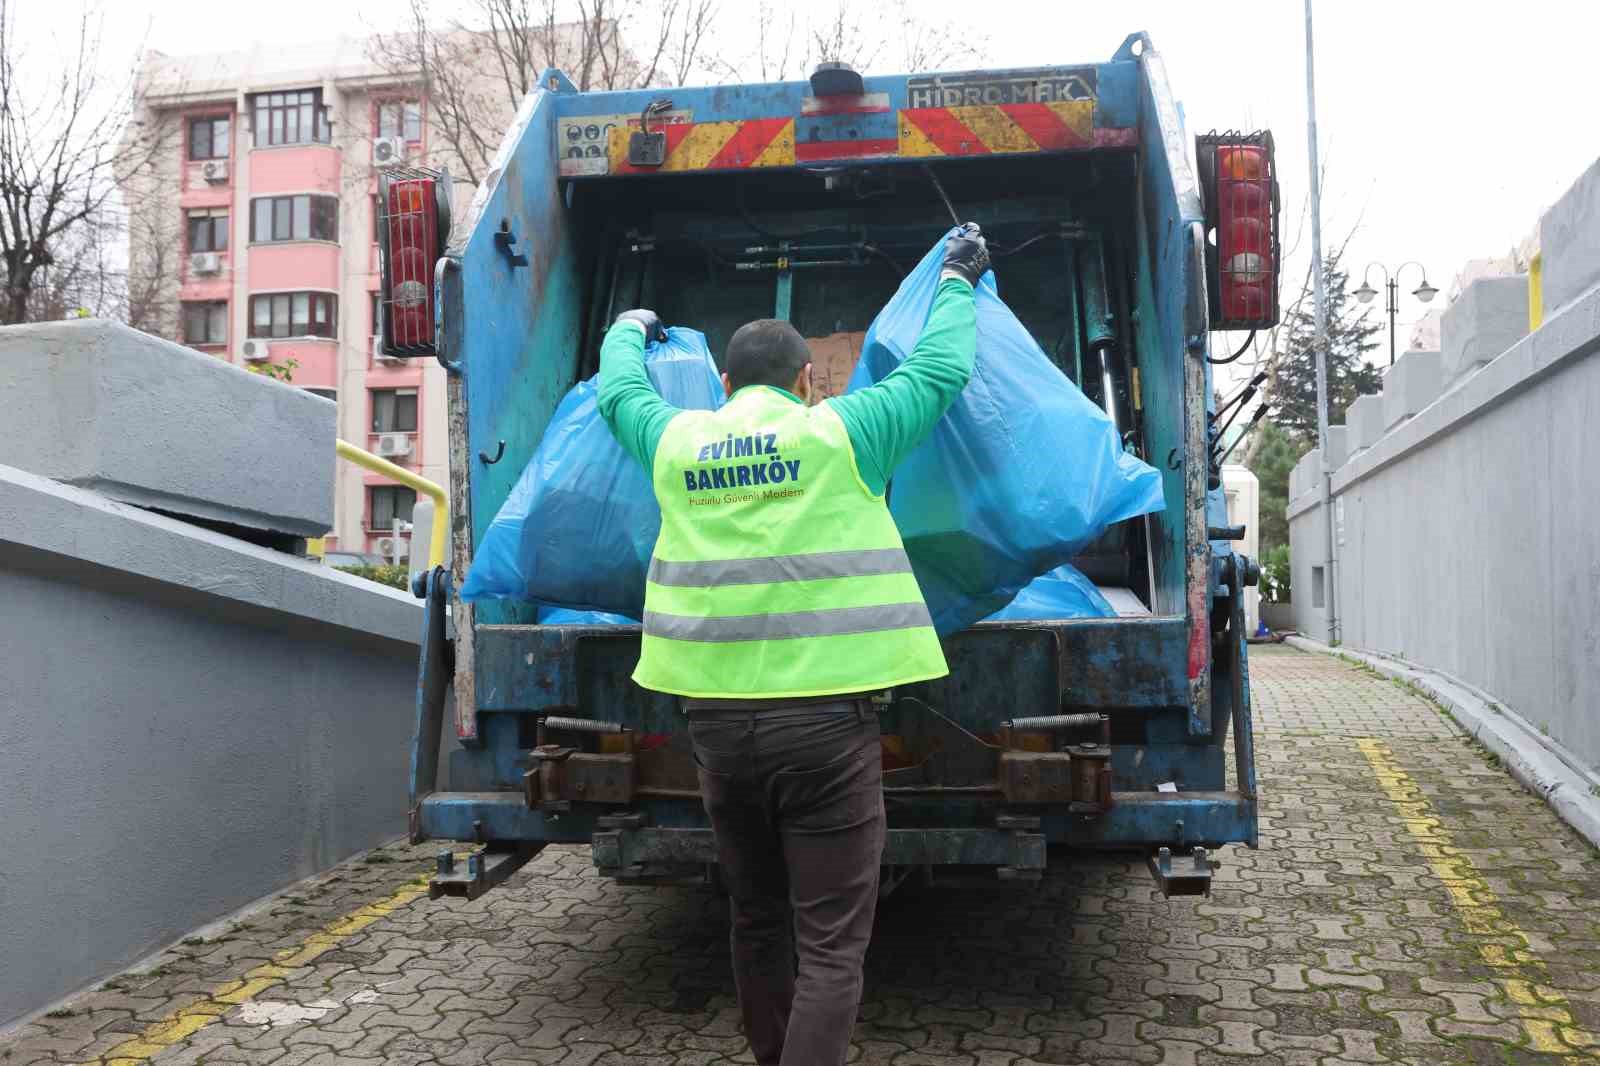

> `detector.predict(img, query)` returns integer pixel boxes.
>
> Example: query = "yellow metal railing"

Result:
[335,439,448,569]
[1529,252,1544,332]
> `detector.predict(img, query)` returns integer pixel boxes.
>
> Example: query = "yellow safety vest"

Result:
[633,386,947,698]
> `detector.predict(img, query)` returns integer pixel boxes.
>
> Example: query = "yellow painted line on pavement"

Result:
[86,877,431,1066]
[1358,739,1596,1059]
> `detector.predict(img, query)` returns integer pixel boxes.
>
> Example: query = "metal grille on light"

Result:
[377,165,447,356]
[1197,131,1280,331]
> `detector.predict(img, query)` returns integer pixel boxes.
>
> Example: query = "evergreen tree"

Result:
[1246,418,1310,559]
[1265,255,1384,443]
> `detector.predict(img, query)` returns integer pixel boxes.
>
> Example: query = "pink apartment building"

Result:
[129,39,482,561]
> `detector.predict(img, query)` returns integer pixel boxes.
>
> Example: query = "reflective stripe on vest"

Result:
[632,386,948,699]
[647,547,914,588]
[643,601,934,643]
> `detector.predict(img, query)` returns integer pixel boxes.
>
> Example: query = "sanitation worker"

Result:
[597,224,988,1066]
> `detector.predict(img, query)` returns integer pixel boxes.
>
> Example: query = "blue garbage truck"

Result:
[380,31,1274,900]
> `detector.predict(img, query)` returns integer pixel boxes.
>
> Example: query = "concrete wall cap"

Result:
[0,319,336,538]
[0,463,418,645]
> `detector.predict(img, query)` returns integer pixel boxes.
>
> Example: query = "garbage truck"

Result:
[381,31,1274,900]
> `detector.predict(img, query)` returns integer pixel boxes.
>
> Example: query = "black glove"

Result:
[940,222,990,286]
[615,308,667,344]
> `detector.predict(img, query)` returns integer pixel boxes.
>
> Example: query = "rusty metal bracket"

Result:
[998,751,1074,804]
[995,813,1047,881]
[429,843,543,900]
[524,744,636,808]
[1147,845,1217,898]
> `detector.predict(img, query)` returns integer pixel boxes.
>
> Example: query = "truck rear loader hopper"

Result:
[389,32,1270,903]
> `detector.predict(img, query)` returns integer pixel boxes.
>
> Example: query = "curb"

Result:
[1283,636,1600,852]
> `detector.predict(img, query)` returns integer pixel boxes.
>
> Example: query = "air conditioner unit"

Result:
[189,251,221,275]
[201,160,229,183]
[375,432,414,458]
[372,136,407,166]
[240,338,269,362]
[376,536,410,559]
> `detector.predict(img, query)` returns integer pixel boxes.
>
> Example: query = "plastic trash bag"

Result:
[459,327,723,611]
[537,606,639,625]
[846,228,1165,634]
[983,564,1113,621]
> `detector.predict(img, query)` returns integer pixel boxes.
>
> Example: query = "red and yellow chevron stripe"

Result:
[608,118,795,174]
[898,101,1094,157]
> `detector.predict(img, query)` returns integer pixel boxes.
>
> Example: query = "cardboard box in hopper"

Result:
[0,319,335,538]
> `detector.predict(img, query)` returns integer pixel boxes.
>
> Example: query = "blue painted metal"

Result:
[472,617,1191,722]
[446,85,587,627]
[419,789,1254,850]
[547,62,1140,138]
[421,35,1259,883]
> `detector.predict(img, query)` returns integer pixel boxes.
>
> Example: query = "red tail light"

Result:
[1198,132,1279,331]
[377,171,448,356]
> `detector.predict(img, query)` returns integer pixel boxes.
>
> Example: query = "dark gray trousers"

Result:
[688,702,885,1066]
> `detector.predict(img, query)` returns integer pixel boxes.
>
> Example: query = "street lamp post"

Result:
[1353,262,1438,366]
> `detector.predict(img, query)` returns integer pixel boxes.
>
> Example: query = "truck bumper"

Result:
[414,789,1254,884]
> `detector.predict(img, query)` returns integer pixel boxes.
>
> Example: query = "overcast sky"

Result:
[34,1,1593,369]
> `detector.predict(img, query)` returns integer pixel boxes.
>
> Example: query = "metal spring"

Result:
[1005,713,1104,732]
[541,715,624,735]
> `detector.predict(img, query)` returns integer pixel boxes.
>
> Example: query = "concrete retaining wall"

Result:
[1287,264,1600,774]
[0,465,424,1027]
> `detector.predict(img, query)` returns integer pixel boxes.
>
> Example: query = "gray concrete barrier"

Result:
[0,465,424,1027]
[1289,279,1600,775]
[1441,275,1528,386]
[1382,350,1441,429]
[1540,156,1600,315]
[0,320,335,539]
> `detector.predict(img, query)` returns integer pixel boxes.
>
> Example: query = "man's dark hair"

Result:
[724,318,811,390]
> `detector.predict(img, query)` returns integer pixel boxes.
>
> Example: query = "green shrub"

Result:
[335,563,411,590]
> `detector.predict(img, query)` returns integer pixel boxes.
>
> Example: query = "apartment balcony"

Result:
[248,242,340,292]
[249,145,341,196]
[179,160,233,210]
[178,251,233,302]
[241,337,338,391]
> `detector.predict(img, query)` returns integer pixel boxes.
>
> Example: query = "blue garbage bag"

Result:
[847,229,1166,634]
[984,564,1114,621]
[537,606,639,625]
[459,327,723,612]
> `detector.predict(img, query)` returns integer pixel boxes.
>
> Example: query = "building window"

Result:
[251,89,329,146]
[188,115,230,160]
[371,388,418,433]
[186,210,229,253]
[369,485,416,531]
[1311,566,1326,609]
[370,291,381,337]
[249,292,337,339]
[376,99,422,141]
[250,195,338,243]
[304,387,337,402]
[372,194,381,243]
[182,301,228,345]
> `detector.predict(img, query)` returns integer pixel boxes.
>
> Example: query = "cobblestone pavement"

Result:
[7,644,1600,1066]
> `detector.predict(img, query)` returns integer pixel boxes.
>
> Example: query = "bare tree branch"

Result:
[0,0,177,324]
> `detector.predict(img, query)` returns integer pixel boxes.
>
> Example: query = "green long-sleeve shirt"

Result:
[597,277,977,495]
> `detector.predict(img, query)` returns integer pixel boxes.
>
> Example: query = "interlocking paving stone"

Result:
[5,644,1600,1065]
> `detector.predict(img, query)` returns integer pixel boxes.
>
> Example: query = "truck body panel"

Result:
[414,32,1258,893]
